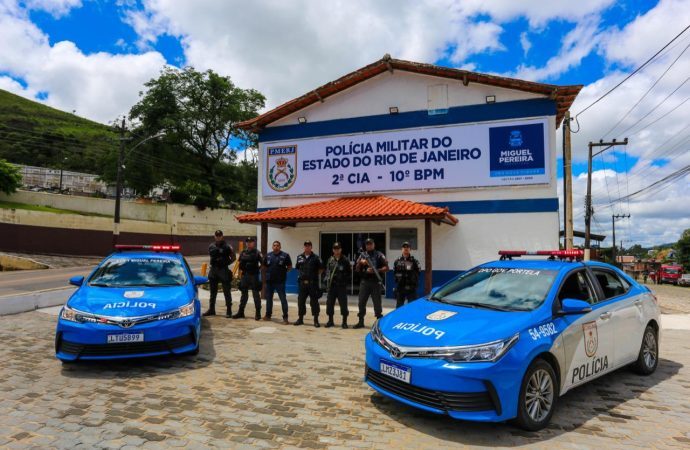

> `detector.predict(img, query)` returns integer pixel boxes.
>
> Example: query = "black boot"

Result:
[293,317,304,326]
[255,311,261,321]
[341,317,348,329]
[225,310,232,318]
[325,316,334,328]
[202,309,216,317]
[313,316,320,328]
[232,311,245,319]
[353,318,365,329]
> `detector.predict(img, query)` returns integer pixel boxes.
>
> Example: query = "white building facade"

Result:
[238,57,581,297]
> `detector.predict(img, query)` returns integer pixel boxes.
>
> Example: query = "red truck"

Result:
[656,264,683,285]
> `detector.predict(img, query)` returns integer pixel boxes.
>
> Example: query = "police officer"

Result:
[233,237,263,320]
[294,240,323,327]
[353,238,388,329]
[393,241,420,308]
[324,242,351,329]
[263,240,292,324]
[204,230,236,317]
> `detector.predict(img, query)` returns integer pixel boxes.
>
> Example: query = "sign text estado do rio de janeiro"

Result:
[262,118,549,197]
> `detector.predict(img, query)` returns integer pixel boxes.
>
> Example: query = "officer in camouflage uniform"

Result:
[393,241,421,308]
[353,238,388,329]
[232,237,263,321]
[204,230,236,317]
[324,242,352,329]
[294,240,323,327]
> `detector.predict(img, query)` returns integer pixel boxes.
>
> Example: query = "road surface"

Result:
[0,255,208,298]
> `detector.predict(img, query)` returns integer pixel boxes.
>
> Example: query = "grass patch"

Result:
[0,200,112,217]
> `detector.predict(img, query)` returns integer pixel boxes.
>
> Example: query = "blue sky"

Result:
[0,0,688,246]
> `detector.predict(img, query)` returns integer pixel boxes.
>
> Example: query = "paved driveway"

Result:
[0,296,688,449]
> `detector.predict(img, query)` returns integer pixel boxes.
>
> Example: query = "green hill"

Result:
[0,89,118,174]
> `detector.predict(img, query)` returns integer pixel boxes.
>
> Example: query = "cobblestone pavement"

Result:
[0,298,688,449]
[644,282,690,314]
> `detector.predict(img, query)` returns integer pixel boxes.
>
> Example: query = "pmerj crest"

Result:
[582,321,598,357]
[267,145,297,192]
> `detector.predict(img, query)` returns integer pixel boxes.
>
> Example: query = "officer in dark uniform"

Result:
[204,230,236,317]
[294,240,323,327]
[353,238,388,329]
[233,237,263,320]
[263,240,292,324]
[393,241,421,308]
[324,242,351,329]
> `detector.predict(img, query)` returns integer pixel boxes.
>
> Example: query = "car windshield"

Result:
[430,267,558,311]
[89,256,187,287]
[664,268,679,274]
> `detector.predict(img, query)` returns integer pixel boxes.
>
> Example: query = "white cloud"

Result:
[520,32,531,56]
[513,15,602,81]
[0,1,167,123]
[21,0,82,17]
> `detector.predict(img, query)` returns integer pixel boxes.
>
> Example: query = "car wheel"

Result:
[632,325,658,375]
[514,359,558,431]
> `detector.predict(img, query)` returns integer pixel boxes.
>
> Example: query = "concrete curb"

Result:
[0,287,74,316]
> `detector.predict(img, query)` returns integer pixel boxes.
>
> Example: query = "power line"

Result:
[575,23,690,119]
[608,164,690,204]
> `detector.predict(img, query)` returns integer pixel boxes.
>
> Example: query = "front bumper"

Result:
[364,334,525,422]
[55,314,200,361]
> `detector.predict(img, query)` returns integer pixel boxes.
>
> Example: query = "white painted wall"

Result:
[271,71,545,127]
[254,70,561,274]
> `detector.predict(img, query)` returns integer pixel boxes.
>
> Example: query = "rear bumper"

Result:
[55,314,200,361]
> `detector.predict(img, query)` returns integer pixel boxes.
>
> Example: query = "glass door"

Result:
[320,231,386,295]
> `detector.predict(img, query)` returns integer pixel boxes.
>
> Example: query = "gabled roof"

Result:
[238,55,582,132]
[236,195,458,226]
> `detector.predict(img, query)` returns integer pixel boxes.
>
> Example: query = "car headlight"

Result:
[178,301,195,318]
[370,319,384,345]
[60,305,78,322]
[432,334,519,363]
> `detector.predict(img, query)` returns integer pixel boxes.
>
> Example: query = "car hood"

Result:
[67,285,192,316]
[378,299,535,347]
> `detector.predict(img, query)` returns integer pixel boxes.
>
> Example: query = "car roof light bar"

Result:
[114,244,181,252]
[498,249,584,261]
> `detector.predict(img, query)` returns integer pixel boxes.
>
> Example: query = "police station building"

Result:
[237,55,582,298]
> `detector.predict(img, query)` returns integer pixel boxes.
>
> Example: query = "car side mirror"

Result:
[194,276,209,286]
[558,298,592,316]
[69,276,84,287]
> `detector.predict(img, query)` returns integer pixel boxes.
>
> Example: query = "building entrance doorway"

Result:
[319,232,386,295]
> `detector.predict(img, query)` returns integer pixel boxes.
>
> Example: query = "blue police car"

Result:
[55,245,207,362]
[365,250,660,430]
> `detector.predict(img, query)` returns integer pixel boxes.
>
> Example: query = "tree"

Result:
[676,229,690,271]
[0,159,21,194]
[129,67,265,201]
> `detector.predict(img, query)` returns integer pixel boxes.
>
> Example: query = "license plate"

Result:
[380,360,411,383]
[107,333,144,344]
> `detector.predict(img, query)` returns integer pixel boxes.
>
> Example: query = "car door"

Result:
[590,268,643,367]
[556,268,616,392]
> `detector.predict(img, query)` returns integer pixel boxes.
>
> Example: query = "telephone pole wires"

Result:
[584,138,628,261]
[611,213,630,266]
[562,111,574,249]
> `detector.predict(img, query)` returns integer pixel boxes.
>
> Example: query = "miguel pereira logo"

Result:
[266,145,297,192]
[489,123,545,177]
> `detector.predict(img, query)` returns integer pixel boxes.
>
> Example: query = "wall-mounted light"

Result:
[389,106,399,114]
[298,116,307,124]
[485,95,496,104]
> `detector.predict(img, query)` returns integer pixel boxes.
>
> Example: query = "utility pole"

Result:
[113,117,126,247]
[611,213,630,266]
[584,138,628,261]
[562,111,573,249]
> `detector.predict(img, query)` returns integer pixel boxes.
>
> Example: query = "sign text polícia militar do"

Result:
[262,118,550,197]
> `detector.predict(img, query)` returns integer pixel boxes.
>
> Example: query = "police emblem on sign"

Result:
[266,145,297,192]
[426,310,457,321]
[582,321,598,357]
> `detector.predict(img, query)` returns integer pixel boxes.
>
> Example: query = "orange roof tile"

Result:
[236,196,457,226]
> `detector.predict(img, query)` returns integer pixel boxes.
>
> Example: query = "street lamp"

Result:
[112,119,165,246]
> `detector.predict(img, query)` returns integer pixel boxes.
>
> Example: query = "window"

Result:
[389,228,417,250]
[591,269,629,300]
[557,271,595,304]
[89,256,187,287]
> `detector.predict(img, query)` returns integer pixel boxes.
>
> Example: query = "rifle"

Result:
[359,251,383,288]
